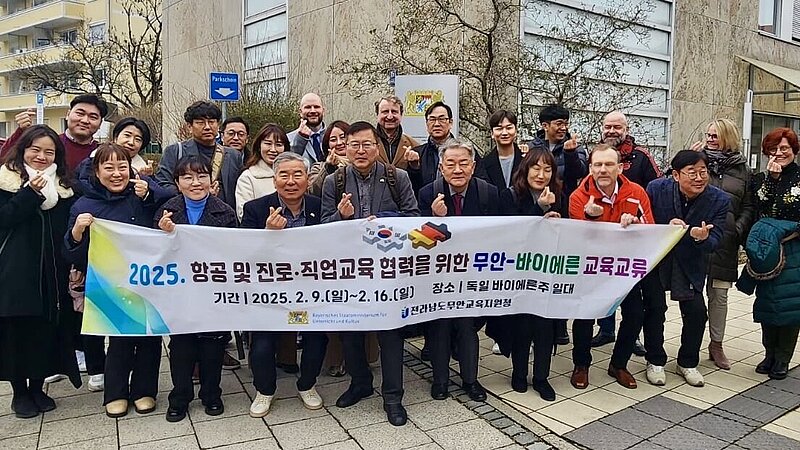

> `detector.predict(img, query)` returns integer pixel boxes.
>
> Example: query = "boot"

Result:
[708,340,730,370]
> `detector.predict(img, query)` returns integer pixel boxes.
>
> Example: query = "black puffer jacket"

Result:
[704,150,757,281]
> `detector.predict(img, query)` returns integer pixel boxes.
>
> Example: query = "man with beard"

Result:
[405,101,455,195]
[374,95,419,170]
[590,111,662,352]
[289,93,327,164]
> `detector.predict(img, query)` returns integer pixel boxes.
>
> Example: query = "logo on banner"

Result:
[404,90,445,117]
[363,224,407,252]
[288,311,309,325]
[408,222,452,250]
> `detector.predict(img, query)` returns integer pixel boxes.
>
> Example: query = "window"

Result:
[760,0,782,34]
[61,29,77,45]
[88,23,106,44]
[93,67,106,89]
[245,0,284,17]
[793,0,800,41]
[243,1,288,85]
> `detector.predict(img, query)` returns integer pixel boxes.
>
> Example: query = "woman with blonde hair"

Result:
[691,118,757,369]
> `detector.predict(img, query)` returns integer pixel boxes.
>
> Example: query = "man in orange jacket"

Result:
[568,144,654,390]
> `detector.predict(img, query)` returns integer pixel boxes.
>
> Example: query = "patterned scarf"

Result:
[704,149,745,177]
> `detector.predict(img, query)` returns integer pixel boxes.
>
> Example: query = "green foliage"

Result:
[227,84,299,134]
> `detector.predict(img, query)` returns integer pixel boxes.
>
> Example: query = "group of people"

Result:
[0,91,798,430]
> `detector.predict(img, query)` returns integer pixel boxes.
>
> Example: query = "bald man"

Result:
[289,93,327,164]
[601,111,661,188]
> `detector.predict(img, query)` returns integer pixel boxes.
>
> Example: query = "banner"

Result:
[83,217,684,336]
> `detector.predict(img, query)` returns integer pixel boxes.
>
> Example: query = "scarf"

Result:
[704,149,745,177]
[24,163,59,210]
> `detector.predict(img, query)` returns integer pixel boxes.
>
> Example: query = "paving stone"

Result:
[194,415,272,448]
[525,442,553,450]
[764,377,800,396]
[742,384,800,410]
[407,398,477,431]
[350,420,432,450]
[491,417,514,428]
[649,426,727,450]
[483,411,504,421]
[327,396,387,429]
[473,404,494,414]
[118,412,194,446]
[513,432,539,446]
[38,413,115,448]
[45,435,118,450]
[600,407,672,439]
[503,425,526,436]
[632,395,702,423]
[0,412,41,440]
[564,421,642,450]
[625,441,669,450]
[735,429,800,450]
[262,397,328,425]
[305,440,362,450]
[40,391,103,422]
[188,392,252,422]
[707,408,762,427]
[428,418,514,450]
[272,415,350,450]
[715,396,787,425]
[0,434,37,450]
[682,412,756,442]
[211,438,282,450]
[121,435,201,450]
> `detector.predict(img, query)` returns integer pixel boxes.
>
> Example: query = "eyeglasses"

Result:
[347,141,377,151]
[705,133,718,139]
[192,119,218,127]
[224,131,247,138]
[426,116,451,124]
[680,169,709,180]
[178,174,211,183]
[768,145,794,155]
[547,120,569,129]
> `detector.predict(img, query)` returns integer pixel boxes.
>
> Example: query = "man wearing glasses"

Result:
[156,101,243,213]
[221,117,250,158]
[405,101,456,194]
[645,150,729,387]
[528,104,588,195]
[321,121,419,426]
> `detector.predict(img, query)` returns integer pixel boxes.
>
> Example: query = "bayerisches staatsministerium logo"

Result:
[362,223,407,252]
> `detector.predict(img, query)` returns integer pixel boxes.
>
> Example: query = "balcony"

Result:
[0,1,84,36]
[0,43,64,73]
[0,90,69,111]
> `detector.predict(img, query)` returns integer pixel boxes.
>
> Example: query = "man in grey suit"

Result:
[321,121,419,426]
[156,101,243,213]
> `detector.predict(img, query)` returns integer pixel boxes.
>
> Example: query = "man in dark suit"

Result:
[240,152,328,417]
[419,140,497,402]
[475,110,524,191]
[321,121,419,427]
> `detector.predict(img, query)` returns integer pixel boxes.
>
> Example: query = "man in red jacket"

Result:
[568,144,654,390]
[0,94,107,172]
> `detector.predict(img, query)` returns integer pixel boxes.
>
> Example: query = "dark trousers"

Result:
[554,319,568,339]
[598,313,616,336]
[81,335,106,376]
[511,314,554,382]
[572,319,595,367]
[250,331,328,395]
[104,336,162,405]
[168,333,226,409]
[610,283,644,369]
[342,329,404,404]
[429,317,478,385]
[762,324,800,363]
[645,284,707,368]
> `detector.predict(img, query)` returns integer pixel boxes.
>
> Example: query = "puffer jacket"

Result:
[705,151,757,281]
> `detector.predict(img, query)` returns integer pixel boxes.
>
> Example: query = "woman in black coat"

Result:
[0,125,80,418]
[65,143,168,418]
[155,156,238,423]
[490,146,567,401]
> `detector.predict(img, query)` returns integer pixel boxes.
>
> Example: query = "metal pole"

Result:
[221,102,228,122]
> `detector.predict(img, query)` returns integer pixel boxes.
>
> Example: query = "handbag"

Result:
[68,266,86,313]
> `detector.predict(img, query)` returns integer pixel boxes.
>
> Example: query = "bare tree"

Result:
[334,0,660,151]
[14,0,161,110]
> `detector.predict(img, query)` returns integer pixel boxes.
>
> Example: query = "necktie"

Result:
[311,133,323,162]
[453,193,463,216]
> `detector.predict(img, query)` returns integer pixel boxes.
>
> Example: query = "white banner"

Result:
[83,217,683,335]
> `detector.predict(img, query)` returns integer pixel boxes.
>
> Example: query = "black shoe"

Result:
[430,383,448,400]
[555,334,570,345]
[463,382,487,402]
[632,339,646,357]
[532,380,556,401]
[335,387,374,408]
[511,376,528,393]
[204,399,224,416]
[769,361,789,380]
[222,351,241,370]
[756,356,774,375]
[11,393,39,419]
[278,363,300,374]
[420,345,431,361]
[30,390,56,412]
[384,403,407,426]
[166,406,187,422]
[590,333,615,347]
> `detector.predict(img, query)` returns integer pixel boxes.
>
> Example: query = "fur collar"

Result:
[0,165,74,198]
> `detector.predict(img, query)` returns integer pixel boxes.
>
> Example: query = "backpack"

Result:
[432,176,490,215]
[334,164,401,208]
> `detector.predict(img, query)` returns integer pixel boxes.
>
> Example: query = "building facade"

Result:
[162,0,800,170]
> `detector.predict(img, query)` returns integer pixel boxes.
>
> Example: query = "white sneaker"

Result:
[249,392,273,417]
[676,365,704,387]
[492,342,502,355]
[298,386,323,410]
[646,364,666,386]
[88,374,105,392]
[76,350,87,373]
[45,374,67,383]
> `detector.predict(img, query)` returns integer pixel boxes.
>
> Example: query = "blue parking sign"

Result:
[209,72,239,101]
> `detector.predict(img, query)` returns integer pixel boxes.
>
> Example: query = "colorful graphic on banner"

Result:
[83,217,684,336]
